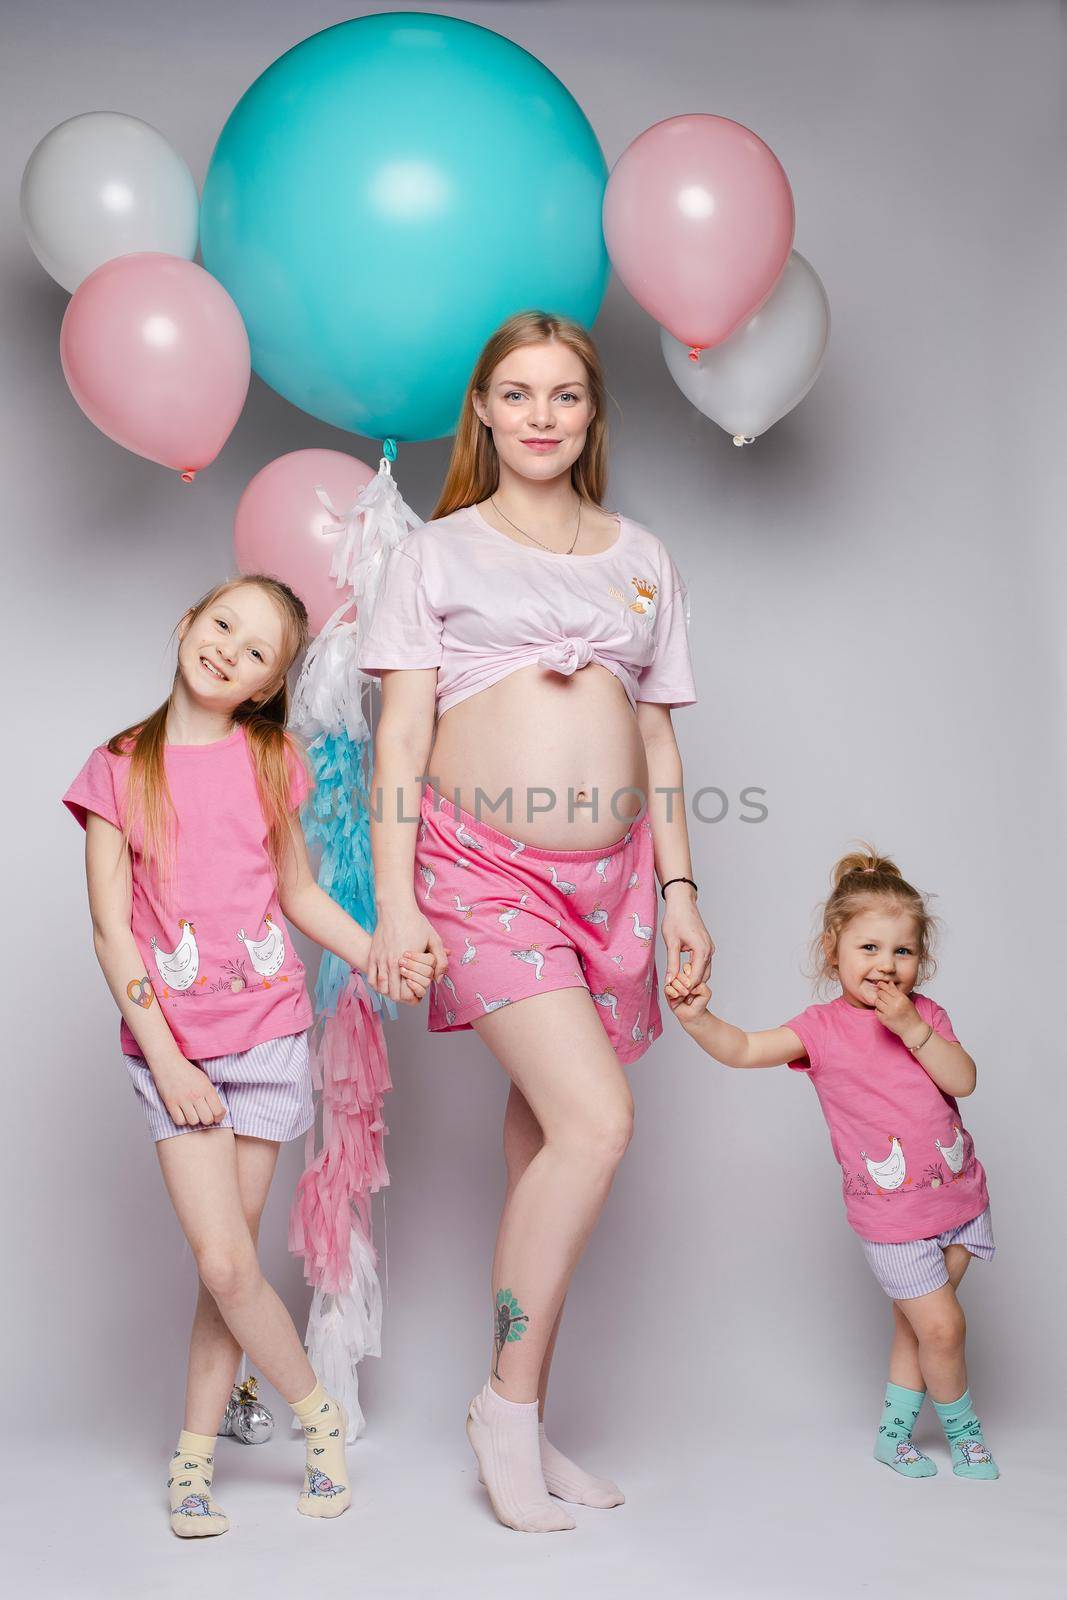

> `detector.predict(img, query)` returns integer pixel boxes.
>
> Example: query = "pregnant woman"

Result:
[356,310,713,1532]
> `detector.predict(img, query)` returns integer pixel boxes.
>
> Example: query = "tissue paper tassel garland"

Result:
[284,445,420,1444]
[289,975,392,1441]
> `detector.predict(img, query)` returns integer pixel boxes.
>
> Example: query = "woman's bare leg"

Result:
[493,1080,626,1507]
[474,987,634,1403]
[495,1083,564,1416]
[465,988,633,1531]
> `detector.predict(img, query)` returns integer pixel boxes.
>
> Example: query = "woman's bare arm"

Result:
[364,668,449,999]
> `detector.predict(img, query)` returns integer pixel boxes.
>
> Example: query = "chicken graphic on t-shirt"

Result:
[150,919,200,991]
[237,914,286,979]
[862,1136,909,1191]
[936,1125,966,1176]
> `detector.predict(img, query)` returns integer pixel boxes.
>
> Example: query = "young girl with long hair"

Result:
[666,846,998,1479]
[63,575,434,1537]
[358,310,714,1530]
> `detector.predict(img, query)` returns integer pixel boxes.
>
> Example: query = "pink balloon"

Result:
[60,252,250,480]
[603,114,795,356]
[234,449,377,635]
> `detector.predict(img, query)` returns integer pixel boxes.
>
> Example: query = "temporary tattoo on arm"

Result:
[493,1288,530,1379]
[126,976,155,1009]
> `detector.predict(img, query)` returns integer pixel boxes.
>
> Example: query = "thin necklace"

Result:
[490,495,582,554]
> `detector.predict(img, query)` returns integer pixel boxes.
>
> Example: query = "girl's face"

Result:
[176,584,287,714]
[472,340,594,487]
[831,904,922,1008]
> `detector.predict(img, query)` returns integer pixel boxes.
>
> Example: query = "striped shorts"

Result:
[122,1030,314,1144]
[859,1205,996,1300]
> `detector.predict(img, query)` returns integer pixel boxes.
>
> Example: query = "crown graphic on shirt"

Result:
[631,577,657,601]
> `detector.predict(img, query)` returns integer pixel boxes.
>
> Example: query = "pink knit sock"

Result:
[466,1383,576,1533]
[539,1422,625,1508]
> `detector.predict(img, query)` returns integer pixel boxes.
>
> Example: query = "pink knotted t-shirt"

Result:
[355,503,697,714]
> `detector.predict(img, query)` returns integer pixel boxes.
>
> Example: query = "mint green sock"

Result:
[874,1382,937,1477]
[932,1388,999,1479]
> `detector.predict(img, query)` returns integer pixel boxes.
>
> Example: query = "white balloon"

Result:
[660,250,830,444]
[20,112,199,293]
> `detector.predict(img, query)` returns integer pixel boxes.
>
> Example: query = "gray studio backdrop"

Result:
[3,0,1064,1593]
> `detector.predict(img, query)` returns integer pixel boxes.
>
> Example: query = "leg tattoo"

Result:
[493,1288,530,1380]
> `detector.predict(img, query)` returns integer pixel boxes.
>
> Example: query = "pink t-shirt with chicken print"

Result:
[63,725,314,1061]
[783,993,989,1244]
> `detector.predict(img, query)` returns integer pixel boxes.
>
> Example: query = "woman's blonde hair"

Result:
[432,309,610,519]
[807,841,940,993]
[107,575,311,900]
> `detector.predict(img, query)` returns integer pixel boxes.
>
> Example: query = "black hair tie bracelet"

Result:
[660,876,698,899]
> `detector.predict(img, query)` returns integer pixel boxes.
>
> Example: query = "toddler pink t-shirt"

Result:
[783,993,989,1244]
[355,503,697,714]
[63,725,314,1061]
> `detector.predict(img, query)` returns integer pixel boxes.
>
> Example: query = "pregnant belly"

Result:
[428,662,649,849]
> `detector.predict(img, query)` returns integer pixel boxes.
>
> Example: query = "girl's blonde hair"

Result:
[432,309,610,519]
[107,575,310,898]
[808,841,940,993]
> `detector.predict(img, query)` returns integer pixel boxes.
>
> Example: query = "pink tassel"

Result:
[289,972,393,1297]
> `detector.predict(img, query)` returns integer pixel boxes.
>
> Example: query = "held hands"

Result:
[366,907,447,1004]
[153,1057,226,1128]
[872,979,923,1042]
[661,892,714,993]
[665,959,713,1029]
[398,950,437,1002]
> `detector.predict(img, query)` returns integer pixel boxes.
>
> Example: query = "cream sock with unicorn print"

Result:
[168,1429,230,1537]
[292,1381,351,1516]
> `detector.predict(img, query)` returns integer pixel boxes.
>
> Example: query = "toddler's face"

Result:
[474,341,594,487]
[176,584,287,714]
[832,905,921,1009]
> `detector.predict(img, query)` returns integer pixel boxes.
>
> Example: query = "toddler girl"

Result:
[666,848,998,1480]
[63,575,435,1536]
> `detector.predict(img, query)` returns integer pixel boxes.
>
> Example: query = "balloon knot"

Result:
[383,437,398,462]
[732,435,756,448]
[180,470,196,483]
[688,346,702,363]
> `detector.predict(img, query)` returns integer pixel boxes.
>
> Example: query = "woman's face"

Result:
[472,340,595,487]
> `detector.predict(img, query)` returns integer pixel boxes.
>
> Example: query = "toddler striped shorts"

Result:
[121,1030,314,1143]
[859,1205,995,1300]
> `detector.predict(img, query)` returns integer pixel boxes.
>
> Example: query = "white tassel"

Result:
[314,450,423,665]
[289,598,373,744]
[292,450,423,743]
[293,1227,384,1446]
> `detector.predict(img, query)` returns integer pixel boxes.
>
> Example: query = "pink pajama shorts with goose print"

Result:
[415,784,663,1063]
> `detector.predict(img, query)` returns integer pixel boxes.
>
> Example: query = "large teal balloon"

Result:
[200,13,609,442]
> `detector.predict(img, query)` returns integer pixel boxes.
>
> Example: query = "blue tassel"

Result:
[301,729,397,1024]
